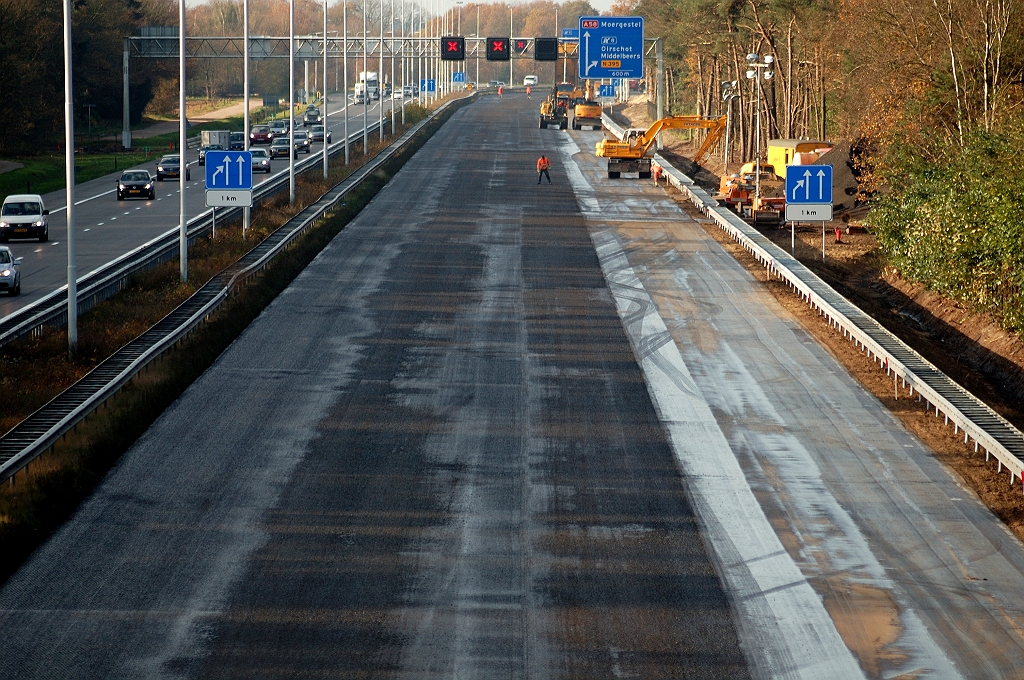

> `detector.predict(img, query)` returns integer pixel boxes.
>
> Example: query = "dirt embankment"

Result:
[609,98,1024,540]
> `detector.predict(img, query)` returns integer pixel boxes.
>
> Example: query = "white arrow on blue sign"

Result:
[785,164,833,204]
[599,84,616,98]
[578,16,644,79]
[205,151,253,190]
[453,71,466,83]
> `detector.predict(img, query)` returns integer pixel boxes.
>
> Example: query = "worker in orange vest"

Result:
[526,85,532,99]
[537,155,552,184]
[498,84,504,98]
[652,163,662,186]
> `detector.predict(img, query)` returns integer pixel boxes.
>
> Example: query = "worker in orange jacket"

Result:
[537,155,552,184]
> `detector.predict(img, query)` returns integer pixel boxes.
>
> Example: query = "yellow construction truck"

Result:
[572,81,603,130]
[595,115,728,178]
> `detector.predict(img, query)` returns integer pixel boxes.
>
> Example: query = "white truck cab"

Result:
[0,194,49,242]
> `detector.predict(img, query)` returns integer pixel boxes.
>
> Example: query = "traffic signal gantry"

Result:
[435,36,562,62]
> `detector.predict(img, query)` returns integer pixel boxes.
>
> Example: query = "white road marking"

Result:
[97,222,104,226]
[83,228,90,232]
[33,249,42,253]
[49,242,59,246]
[123,212,130,215]
[49,188,117,213]
[559,136,868,679]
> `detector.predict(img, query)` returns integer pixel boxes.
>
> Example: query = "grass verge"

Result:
[0,99,459,585]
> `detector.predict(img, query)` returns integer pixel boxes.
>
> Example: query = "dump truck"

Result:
[572,81,602,129]
[595,115,728,178]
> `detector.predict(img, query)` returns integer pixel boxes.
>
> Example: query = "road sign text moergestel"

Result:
[578,16,644,79]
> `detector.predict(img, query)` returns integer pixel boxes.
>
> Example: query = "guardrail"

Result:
[0,119,389,351]
[602,113,1024,489]
[0,96,472,486]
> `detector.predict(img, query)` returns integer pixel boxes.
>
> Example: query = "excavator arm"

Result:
[596,115,728,161]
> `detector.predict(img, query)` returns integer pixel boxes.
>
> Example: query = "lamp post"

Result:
[745,53,774,217]
[720,80,739,174]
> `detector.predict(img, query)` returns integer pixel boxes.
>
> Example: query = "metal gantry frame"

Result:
[122,34,591,148]
[122,34,665,150]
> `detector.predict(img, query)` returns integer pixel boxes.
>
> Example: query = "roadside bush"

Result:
[870,120,1024,332]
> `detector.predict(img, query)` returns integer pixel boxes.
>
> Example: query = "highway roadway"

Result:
[1,93,1024,679]
[0,97,390,319]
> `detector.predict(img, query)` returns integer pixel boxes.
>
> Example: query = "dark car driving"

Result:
[117,170,156,200]
[156,155,190,181]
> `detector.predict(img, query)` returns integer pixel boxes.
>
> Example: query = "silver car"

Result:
[250,148,272,173]
[0,246,22,295]
[309,125,332,144]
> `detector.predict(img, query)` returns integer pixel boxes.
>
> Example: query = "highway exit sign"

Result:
[578,16,644,79]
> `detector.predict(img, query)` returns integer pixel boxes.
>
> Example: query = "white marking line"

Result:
[83,228,90,232]
[49,188,117,213]
[558,136,865,679]
[97,223,104,226]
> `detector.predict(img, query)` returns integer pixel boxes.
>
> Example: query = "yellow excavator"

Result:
[595,115,728,178]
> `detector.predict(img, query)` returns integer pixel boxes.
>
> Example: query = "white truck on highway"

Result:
[355,71,380,102]
[201,130,231,148]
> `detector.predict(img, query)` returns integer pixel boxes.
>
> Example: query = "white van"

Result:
[0,194,48,242]
[523,75,539,86]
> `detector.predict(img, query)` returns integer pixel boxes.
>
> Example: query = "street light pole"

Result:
[746,53,774,218]
[179,0,187,282]
[344,0,350,165]
[289,0,296,204]
[243,0,251,237]
[324,0,329,179]
[721,80,739,174]
[63,0,77,355]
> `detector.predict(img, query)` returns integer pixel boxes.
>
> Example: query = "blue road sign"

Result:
[578,16,644,79]
[599,84,616,98]
[561,28,579,42]
[453,71,466,83]
[205,151,252,190]
[786,165,833,204]
[421,78,436,93]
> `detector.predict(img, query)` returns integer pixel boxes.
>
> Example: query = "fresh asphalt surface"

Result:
[0,98,390,318]
[2,93,1024,678]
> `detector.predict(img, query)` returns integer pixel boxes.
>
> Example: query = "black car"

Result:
[229,132,245,150]
[197,143,224,165]
[117,170,156,200]
[156,155,190,181]
[303,107,322,126]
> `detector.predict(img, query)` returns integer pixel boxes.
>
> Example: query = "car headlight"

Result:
[144,183,152,189]
[34,220,43,227]
[157,166,164,172]
[0,222,7,228]
[119,184,126,190]
[0,269,11,277]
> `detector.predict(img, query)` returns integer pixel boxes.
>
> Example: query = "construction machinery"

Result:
[539,84,572,130]
[595,115,728,178]
[572,81,603,130]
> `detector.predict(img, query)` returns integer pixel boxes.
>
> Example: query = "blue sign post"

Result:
[599,84,616,98]
[453,71,466,83]
[784,164,834,256]
[578,16,644,79]
[561,28,579,42]
[786,165,833,204]
[205,150,253,207]
[421,78,436,93]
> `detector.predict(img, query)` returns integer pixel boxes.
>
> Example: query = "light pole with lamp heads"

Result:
[745,53,774,219]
